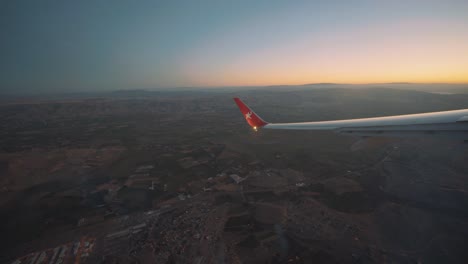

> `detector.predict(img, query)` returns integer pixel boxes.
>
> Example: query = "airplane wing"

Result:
[233,98,468,139]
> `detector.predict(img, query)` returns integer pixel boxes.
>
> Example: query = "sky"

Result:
[1,0,468,93]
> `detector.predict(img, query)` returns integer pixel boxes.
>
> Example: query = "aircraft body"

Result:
[234,98,468,139]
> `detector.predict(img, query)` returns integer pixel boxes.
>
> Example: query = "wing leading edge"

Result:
[233,97,468,139]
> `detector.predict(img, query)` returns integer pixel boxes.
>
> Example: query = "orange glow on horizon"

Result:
[177,19,468,87]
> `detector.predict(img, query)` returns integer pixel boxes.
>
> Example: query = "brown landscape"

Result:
[1,87,468,263]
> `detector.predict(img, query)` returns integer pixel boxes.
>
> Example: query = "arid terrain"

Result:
[1,87,468,263]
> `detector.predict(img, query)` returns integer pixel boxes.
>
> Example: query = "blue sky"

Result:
[1,0,467,93]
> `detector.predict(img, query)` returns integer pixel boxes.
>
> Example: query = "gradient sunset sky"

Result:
[1,0,467,92]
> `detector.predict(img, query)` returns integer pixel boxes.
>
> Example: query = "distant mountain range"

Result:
[2,83,467,100]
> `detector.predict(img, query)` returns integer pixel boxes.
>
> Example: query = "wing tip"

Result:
[233,97,268,129]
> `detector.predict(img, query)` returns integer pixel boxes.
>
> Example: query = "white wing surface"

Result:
[234,98,468,139]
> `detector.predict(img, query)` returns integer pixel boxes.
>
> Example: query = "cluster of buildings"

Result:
[11,237,96,264]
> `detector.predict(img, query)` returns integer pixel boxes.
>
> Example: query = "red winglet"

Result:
[233,98,268,129]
